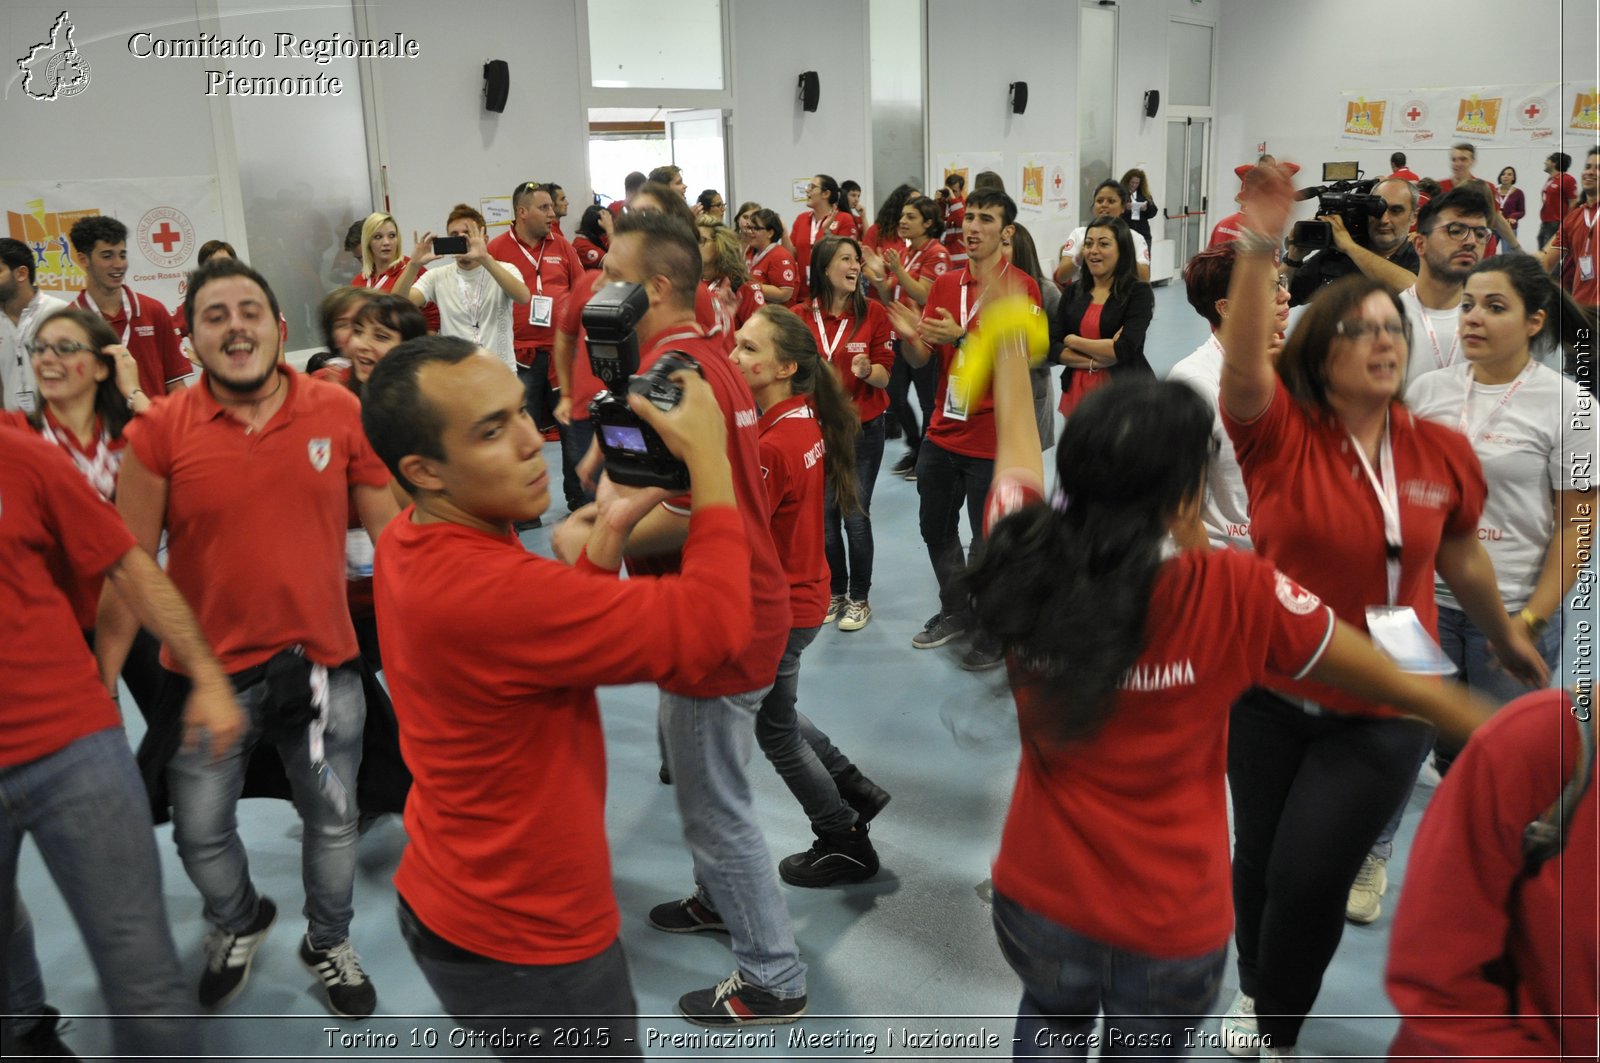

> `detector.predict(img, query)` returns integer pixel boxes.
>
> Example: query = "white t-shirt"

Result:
[1409,360,1593,611]
[414,261,522,369]
[1400,286,1461,388]
[1058,225,1151,266]
[1167,337,1252,551]
[2,292,70,413]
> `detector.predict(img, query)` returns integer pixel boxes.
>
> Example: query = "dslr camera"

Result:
[583,281,702,490]
[1291,162,1387,251]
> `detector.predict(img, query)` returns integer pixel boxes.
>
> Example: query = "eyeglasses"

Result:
[1425,221,1491,243]
[28,339,94,358]
[1335,320,1408,343]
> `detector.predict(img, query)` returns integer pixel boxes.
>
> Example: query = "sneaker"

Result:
[960,636,1006,671]
[648,895,727,934]
[779,827,879,887]
[198,896,277,1009]
[890,452,917,477]
[911,612,965,649]
[678,970,806,1027]
[903,463,918,482]
[1220,991,1261,1057]
[300,934,378,1019]
[834,767,891,824]
[658,761,672,785]
[837,599,872,631]
[824,594,847,625]
[13,1005,75,1058]
[1345,854,1387,924]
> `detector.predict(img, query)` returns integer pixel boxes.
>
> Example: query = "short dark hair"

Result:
[972,170,1005,193]
[353,292,427,340]
[1278,274,1406,414]
[362,334,480,493]
[1549,152,1572,171]
[631,181,700,232]
[577,204,610,244]
[648,165,682,186]
[318,286,373,352]
[751,208,785,243]
[840,179,861,198]
[1182,244,1238,329]
[613,209,701,311]
[905,197,943,239]
[197,239,236,265]
[1390,151,1407,169]
[0,237,36,283]
[343,219,365,253]
[512,180,548,209]
[1451,142,1477,158]
[1417,185,1491,232]
[184,257,282,334]
[944,172,966,193]
[623,171,647,195]
[69,215,127,255]
[966,188,1017,227]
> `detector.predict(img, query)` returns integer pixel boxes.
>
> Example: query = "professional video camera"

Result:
[583,281,702,490]
[1291,162,1386,251]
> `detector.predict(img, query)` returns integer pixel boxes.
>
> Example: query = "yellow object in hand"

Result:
[950,295,1049,407]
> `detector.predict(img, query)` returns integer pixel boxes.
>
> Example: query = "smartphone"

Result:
[432,235,469,255]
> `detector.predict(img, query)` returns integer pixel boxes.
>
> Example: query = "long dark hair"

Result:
[29,307,132,440]
[577,204,610,245]
[1069,216,1139,304]
[808,236,868,326]
[873,184,920,239]
[962,380,1214,743]
[1007,223,1046,288]
[348,294,428,399]
[755,305,861,515]
[1470,253,1596,390]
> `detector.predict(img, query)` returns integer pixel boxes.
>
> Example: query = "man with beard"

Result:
[1284,176,1421,306]
[100,257,399,1019]
[1399,186,1492,389]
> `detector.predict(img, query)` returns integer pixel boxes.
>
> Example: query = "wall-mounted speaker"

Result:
[483,60,509,113]
[1009,81,1029,115]
[1143,89,1160,118]
[797,71,819,112]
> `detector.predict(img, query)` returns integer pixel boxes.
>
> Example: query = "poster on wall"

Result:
[1016,152,1073,216]
[2,176,224,308]
[1340,96,1390,144]
[936,153,1004,196]
[1567,84,1599,134]
[1340,83,1570,148]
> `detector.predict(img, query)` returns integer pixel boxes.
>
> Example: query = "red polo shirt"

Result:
[757,395,829,628]
[890,239,952,309]
[75,288,191,397]
[919,263,1043,459]
[486,229,587,363]
[1553,202,1599,308]
[1541,172,1578,223]
[799,300,894,422]
[707,278,766,352]
[123,368,391,674]
[556,280,608,423]
[357,258,441,332]
[941,196,967,265]
[747,244,800,299]
[1224,381,1485,716]
[789,210,858,303]
[573,235,606,270]
[0,424,133,768]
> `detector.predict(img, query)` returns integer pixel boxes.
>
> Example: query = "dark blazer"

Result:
[1051,280,1156,389]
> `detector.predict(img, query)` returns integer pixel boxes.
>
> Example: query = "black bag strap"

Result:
[1521,689,1595,873]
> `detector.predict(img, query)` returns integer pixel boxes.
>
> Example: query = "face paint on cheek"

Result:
[74,363,87,378]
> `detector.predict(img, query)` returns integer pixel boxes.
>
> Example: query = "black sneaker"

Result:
[198,896,277,1009]
[960,637,1006,671]
[300,934,378,1019]
[779,827,879,887]
[648,895,728,934]
[678,971,806,1027]
[834,767,891,824]
[911,612,966,649]
[12,1005,75,1058]
[890,452,917,477]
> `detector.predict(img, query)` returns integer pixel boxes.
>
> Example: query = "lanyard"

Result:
[78,287,135,344]
[512,234,548,295]
[894,241,928,303]
[810,210,834,245]
[811,306,851,360]
[1457,360,1536,440]
[749,242,777,272]
[654,326,705,350]
[1406,286,1458,370]
[958,261,1010,330]
[1347,413,1402,606]
[456,266,487,332]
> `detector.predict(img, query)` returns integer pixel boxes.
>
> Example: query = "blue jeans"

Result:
[755,626,856,835]
[993,891,1225,1061]
[0,728,197,1057]
[916,439,995,619]
[168,663,365,948]
[659,686,806,999]
[825,414,887,600]
[562,418,598,511]
[398,899,640,1059]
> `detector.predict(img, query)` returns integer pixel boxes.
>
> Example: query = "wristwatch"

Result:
[1519,608,1549,637]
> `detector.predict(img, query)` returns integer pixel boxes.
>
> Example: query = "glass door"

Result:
[1163,117,1211,267]
[664,109,730,206]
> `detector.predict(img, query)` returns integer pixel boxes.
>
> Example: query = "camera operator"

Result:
[1284,176,1419,306]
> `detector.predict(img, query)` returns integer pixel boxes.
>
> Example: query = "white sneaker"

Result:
[824,594,846,624]
[1345,854,1387,925]
[1221,991,1261,1057]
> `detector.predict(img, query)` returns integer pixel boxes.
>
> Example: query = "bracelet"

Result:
[1233,228,1280,258]
[1519,608,1550,637]
[1088,359,1100,373]
[126,388,145,410]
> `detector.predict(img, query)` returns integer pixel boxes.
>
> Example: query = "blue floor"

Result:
[16,281,1578,1060]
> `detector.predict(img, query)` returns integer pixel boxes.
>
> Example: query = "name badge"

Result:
[528,295,555,327]
[345,528,375,581]
[1365,605,1456,676]
[1579,255,1595,282]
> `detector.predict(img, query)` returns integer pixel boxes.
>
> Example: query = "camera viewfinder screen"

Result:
[601,424,649,454]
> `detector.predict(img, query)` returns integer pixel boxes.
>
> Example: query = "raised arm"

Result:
[1216,166,1294,423]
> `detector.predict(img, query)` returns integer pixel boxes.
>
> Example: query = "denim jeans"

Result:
[168,663,365,948]
[993,891,1225,1061]
[755,626,856,835]
[1227,688,1433,1047]
[825,414,887,600]
[517,353,557,432]
[0,728,197,1058]
[888,341,935,453]
[659,686,806,999]
[561,418,598,511]
[916,439,995,620]
[398,899,640,1059]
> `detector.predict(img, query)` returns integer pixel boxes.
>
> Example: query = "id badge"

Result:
[528,295,554,327]
[345,528,375,581]
[1365,605,1456,676]
[1579,255,1595,282]
[16,388,36,414]
[943,376,971,421]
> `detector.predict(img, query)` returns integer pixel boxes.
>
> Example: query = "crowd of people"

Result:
[0,143,1595,1062]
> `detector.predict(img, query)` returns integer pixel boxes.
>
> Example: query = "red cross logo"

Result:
[1052,171,1063,192]
[151,222,182,253]
[1405,107,1422,122]
[1523,102,1542,121]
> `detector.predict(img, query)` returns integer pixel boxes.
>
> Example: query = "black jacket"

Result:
[1051,281,1156,388]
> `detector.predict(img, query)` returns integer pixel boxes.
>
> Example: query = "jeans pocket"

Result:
[1144,947,1226,1016]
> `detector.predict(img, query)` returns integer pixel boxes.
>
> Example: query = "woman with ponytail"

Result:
[729,305,891,889]
[963,290,1493,1058]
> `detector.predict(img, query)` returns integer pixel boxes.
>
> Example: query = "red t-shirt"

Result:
[627,329,791,696]
[1208,211,1248,248]
[123,369,392,673]
[941,197,967,264]
[798,300,894,422]
[357,258,440,332]
[706,278,766,352]
[747,243,800,300]
[889,239,952,309]
[75,288,191,398]
[985,471,1335,957]
[0,423,133,768]
[861,223,885,251]
[1553,202,1599,308]
[556,280,607,423]
[919,263,1044,459]
[789,210,859,303]
[311,364,375,618]
[1541,172,1578,222]
[572,235,606,270]
[1224,381,1485,716]
[485,229,588,361]
[757,395,829,628]
[377,505,751,965]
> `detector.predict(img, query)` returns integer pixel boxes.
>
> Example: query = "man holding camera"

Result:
[1284,176,1420,306]
[554,210,803,1027]
[363,332,751,1056]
